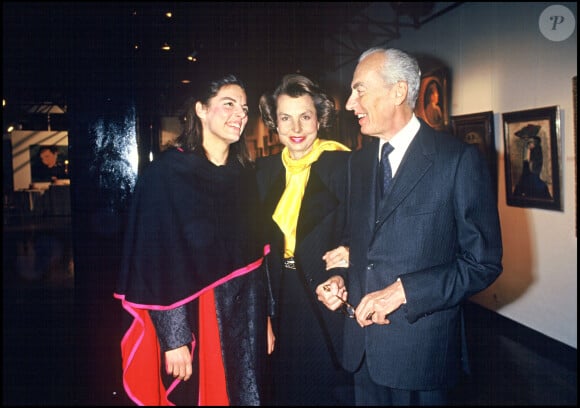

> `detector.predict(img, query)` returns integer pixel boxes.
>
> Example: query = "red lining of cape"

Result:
[115,246,269,406]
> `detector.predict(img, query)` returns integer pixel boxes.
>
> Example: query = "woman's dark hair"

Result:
[259,74,336,136]
[173,74,252,166]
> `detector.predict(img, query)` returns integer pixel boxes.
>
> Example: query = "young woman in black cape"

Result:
[114,74,273,405]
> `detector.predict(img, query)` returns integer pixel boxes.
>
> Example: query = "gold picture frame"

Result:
[415,67,450,131]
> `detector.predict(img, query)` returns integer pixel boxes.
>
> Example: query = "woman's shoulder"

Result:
[141,147,203,179]
[318,149,351,165]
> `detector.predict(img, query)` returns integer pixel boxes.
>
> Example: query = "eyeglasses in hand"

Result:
[322,284,356,319]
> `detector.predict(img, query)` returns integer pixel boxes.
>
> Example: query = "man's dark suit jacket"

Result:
[343,120,503,390]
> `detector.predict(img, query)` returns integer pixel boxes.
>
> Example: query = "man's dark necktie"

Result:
[380,142,395,197]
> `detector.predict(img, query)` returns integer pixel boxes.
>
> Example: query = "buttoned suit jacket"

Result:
[343,120,503,390]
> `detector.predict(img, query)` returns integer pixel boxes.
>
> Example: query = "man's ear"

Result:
[394,81,408,105]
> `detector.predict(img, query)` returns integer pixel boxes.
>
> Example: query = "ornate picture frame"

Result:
[451,111,497,199]
[415,67,450,131]
[502,106,561,211]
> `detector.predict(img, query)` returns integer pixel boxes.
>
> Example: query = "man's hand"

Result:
[355,279,406,327]
[322,246,350,270]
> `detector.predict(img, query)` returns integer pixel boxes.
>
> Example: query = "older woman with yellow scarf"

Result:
[256,74,354,406]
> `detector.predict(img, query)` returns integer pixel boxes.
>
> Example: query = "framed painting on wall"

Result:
[502,106,561,211]
[415,67,450,131]
[451,111,497,199]
[10,130,69,190]
[29,144,69,183]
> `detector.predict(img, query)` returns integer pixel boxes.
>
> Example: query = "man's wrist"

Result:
[397,277,407,304]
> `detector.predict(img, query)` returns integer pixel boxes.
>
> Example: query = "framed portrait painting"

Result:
[451,111,497,199]
[502,106,561,211]
[29,144,69,183]
[415,67,450,131]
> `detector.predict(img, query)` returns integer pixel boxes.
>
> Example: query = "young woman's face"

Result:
[197,84,249,146]
[276,94,319,160]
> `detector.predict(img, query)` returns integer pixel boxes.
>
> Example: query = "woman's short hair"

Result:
[259,74,336,136]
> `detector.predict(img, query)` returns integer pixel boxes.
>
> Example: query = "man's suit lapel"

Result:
[375,128,435,229]
[351,138,381,234]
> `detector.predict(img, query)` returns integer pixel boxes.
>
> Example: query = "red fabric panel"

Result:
[120,308,172,405]
[198,289,229,405]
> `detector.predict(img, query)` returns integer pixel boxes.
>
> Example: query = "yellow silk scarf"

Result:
[272,138,350,257]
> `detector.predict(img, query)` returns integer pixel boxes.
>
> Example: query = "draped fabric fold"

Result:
[118,306,176,406]
[198,288,229,405]
[116,255,268,406]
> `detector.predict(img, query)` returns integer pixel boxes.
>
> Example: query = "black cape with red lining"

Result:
[114,147,270,405]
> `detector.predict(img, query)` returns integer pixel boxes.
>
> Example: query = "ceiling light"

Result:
[187,50,198,62]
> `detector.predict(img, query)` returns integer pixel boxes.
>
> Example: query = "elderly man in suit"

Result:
[317,47,503,405]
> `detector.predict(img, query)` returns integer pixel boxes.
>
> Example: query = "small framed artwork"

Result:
[247,139,260,160]
[30,144,70,182]
[451,111,497,198]
[415,67,450,131]
[502,106,561,211]
[268,144,284,156]
[262,135,269,151]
